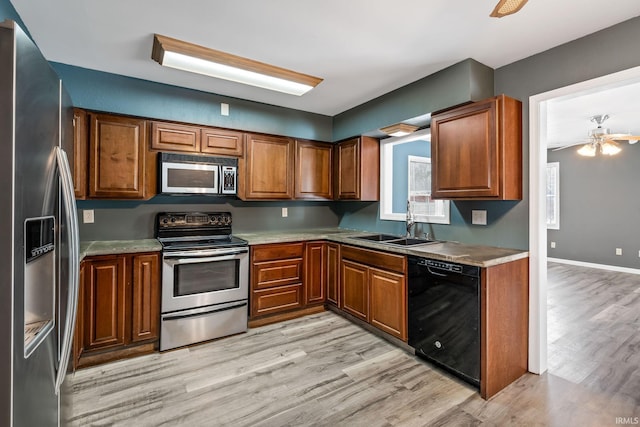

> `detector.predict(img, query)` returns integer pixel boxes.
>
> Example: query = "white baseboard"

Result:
[547,257,640,275]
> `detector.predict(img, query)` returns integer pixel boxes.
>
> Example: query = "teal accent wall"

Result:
[2,0,28,35]
[52,63,333,142]
[332,59,494,141]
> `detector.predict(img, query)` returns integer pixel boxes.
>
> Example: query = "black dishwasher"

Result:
[408,256,480,386]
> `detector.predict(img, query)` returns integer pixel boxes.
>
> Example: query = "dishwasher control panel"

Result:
[418,259,463,273]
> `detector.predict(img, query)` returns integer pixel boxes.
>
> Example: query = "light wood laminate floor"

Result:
[66,262,640,426]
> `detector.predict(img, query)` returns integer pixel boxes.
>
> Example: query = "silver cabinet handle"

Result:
[54,146,79,394]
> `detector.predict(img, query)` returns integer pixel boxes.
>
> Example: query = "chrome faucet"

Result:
[406,200,415,238]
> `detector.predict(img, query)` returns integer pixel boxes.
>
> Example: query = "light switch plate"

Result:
[471,210,487,225]
[83,209,94,224]
[282,207,288,218]
[221,103,229,116]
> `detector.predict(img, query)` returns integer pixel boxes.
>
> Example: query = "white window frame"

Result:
[546,162,560,230]
[407,155,450,224]
[379,128,450,224]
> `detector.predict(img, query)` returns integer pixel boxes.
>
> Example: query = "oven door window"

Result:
[174,259,239,296]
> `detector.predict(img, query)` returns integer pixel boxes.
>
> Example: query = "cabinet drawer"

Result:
[151,121,200,152]
[201,128,244,156]
[251,242,304,262]
[341,245,406,274]
[251,284,303,317]
[253,259,303,289]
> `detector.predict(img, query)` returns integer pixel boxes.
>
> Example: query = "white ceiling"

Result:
[546,79,640,148]
[10,0,640,117]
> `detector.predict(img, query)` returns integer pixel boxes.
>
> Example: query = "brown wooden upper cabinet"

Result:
[81,112,155,199]
[334,136,380,201]
[239,133,294,200]
[295,139,333,200]
[72,108,88,200]
[150,121,244,157]
[430,94,522,200]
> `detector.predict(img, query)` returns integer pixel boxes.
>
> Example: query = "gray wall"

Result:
[495,15,640,265]
[547,147,640,268]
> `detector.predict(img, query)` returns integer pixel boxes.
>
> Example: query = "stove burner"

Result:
[156,212,246,251]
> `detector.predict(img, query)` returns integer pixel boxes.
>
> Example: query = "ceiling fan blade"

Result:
[550,141,587,151]
[604,133,640,140]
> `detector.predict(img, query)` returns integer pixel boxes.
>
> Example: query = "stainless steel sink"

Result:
[351,234,439,246]
[351,234,400,242]
[384,238,439,246]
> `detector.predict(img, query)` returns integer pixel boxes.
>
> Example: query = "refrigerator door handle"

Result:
[54,146,80,394]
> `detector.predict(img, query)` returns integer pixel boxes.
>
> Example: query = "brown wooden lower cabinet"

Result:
[249,241,327,326]
[326,242,341,306]
[73,252,160,369]
[340,245,407,341]
[341,259,369,322]
[369,267,406,340]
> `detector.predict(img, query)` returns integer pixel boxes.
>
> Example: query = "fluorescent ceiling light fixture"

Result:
[152,34,323,96]
[380,123,419,137]
[490,0,529,17]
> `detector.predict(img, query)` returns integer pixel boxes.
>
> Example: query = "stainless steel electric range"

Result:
[156,212,249,351]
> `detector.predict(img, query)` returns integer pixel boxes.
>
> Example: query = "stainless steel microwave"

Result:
[159,152,238,195]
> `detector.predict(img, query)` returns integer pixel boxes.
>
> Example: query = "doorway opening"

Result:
[528,65,640,374]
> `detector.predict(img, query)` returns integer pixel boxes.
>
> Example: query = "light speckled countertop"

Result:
[80,239,162,261]
[236,228,528,268]
[79,229,528,267]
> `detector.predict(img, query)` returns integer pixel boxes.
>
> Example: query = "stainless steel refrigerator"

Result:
[0,20,80,426]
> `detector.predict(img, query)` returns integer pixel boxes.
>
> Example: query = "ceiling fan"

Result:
[552,114,640,157]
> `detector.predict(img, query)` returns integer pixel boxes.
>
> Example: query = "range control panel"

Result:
[157,212,232,229]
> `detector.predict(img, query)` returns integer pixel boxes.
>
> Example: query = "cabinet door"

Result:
[335,138,360,199]
[242,134,294,199]
[341,259,369,321]
[131,253,160,343]
[326,243,340,306]
[83,256,127,352]
[431,95,522,200]
[73,108,88,199]
[201,127,244,156]
[305,242,326,304]
[295,140,333,199]
[89,114,149,199]
[369,267,407,341]
[150,121,200,153]
[431,98,498,199]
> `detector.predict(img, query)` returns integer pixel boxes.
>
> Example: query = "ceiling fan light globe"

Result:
[600,141,622,155]
[577,144,597,157]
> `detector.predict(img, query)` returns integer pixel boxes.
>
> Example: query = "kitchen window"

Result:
[379,129,450,224]
[546,162,560,229]
[408,155,449,223]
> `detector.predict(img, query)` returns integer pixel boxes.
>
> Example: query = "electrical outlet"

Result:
[83,209,94,224]
[471,210,487,225]
[616,248,623,256]
[221,103,229,116]
[550,241,556,248]
[282,207,288,218]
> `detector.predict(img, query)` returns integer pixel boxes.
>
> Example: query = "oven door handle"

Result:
[162,301,248,321]
[164,250,248,264]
